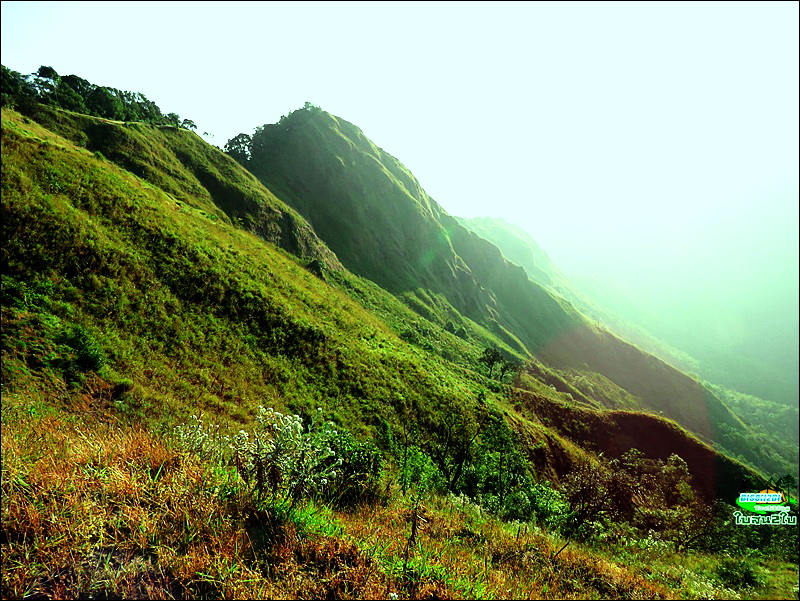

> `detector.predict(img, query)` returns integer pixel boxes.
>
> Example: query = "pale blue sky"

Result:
[2,1,798,393]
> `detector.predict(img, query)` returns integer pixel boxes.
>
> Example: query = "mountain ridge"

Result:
[238,106,769,460]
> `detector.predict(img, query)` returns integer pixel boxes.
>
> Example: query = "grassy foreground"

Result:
[3,389,797,600]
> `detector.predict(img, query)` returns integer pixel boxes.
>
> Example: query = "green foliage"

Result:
[173,406,382,515]
[709,382,799,478]
[528,481,571,530]
[498,357,521,381]
[223,132,252,166]
[479,346,503,378]
[2,89,797,601]
[715,556,763,588]
[2,64,189,126]
[56,324,107,373]
[560,461,616,539]
[227,407,340,510]
[2,65,37,108]
[173,414,224,461]
[323,428,384,507]
[400,446,444,498]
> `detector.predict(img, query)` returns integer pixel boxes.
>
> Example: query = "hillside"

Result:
[2,92,797,600]
[455,216,702,372]
[453,216,587,309]
[235,105,791,475]
[459,215,798,475]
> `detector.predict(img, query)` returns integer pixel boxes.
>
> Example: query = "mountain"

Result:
[3,85,796,599]
[458,215,798,470]
[235,106,793,474]
[456,216,705,374]
[24,103,341,271]
[453,216,584,305]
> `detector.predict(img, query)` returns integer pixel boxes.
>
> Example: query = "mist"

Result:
[512,185,799,406]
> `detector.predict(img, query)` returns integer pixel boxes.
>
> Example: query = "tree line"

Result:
[1,64,195,130]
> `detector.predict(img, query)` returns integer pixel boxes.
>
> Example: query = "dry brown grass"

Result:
[2,394,400,599]
[2,396,249,599]
[0,393,773,600]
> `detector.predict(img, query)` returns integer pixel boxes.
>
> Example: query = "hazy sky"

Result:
[2,1,798,394]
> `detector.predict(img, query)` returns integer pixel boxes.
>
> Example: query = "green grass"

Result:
[2,104,796,599]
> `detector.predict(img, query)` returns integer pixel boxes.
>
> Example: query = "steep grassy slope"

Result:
[455,216,697,369]
[1,107,484,439]
[4,104,795,600]
[247,110,501,328]
[454,216,587,306]
[3,104,771,491]
[22,104,341,270]
[459,215,798,476]
[241,106,773,466]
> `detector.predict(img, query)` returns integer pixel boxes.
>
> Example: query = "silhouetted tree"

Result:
[224,133,252,166]
[1,65,36,107]
[31,65,59,97]
[164,112,181,128]
[87,86,124,120]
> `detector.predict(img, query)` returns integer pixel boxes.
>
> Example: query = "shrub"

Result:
[400,446,444,497]
[529,481,571,531]
[172,408,385,514]
[715,557,762,588]
[228,407,341,510]
[56,324,106,381]
[173,414,223,461]
[323,430,383,508]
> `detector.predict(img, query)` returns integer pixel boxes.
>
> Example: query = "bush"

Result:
[529,481,571,531]
[400,446,444,497]
[715,557,762,588]
[172,408,385,514]
[323,430,383,508]
[228,407,341,510]
[173,414,223,461]
[55,324,106,382]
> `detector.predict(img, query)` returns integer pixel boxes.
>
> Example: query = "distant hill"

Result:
[457,215,797,471]
[456,217,706,373]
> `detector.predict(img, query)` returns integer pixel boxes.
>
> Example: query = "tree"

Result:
[479,346,503,378]
[61,74,93,99]
[498,358,521,381]
[164,112,181,128]
[431,410,483,489]
[775,474,798,497]
[180,118,197,131]
[561,461,614,537]
[53,80,87,113]
[31,65,60,97]
[224,133,253,166]
[86,86,124,120]
[1,65,36,108]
